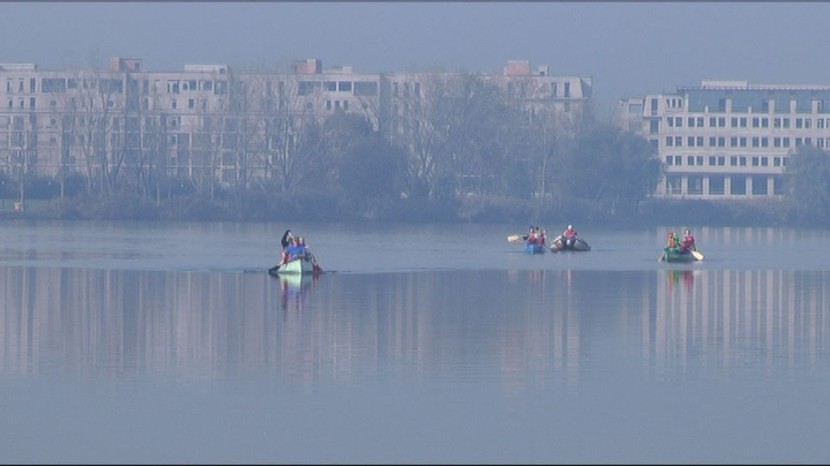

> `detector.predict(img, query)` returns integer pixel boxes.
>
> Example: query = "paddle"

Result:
[691,250,704,261]
[507,234,528,244]
[658,249,666,262]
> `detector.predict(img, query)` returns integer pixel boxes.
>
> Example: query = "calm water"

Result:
[1,220,829,463]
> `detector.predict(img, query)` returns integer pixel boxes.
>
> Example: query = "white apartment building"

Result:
[0,57,590,187]
[618,80,830,199]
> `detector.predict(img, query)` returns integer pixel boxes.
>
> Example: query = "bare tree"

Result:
[61,67,128,197]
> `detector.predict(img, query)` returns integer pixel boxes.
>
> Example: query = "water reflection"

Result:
[278,272,318,314]
[666,269,695,294]
[1,266,828,387]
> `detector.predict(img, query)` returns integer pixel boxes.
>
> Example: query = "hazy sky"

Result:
[3,2,830,116]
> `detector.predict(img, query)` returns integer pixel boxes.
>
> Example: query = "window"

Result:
[762,118,769,128]
[666,137,673,146]
[666,175,682,195]
[709,136,716,146]
[665,155,673,165]
[667,118,674,128]
[731,175,747,195]
[687,155,695,166]
[325,81,337,92]
[709,175,725,195]
[709,156,716,166]
[674,155,682,165]
[697,136,703,146]
[696,156,703,166]
[718,156,725,166]
[688,176,703,195]
[752,175,768,195]
[41,78,66,93]
[752,117,760,128]
[675,136,682,146]
[298,81,320,96]
[353,81,377,96]
[718,137,725,147]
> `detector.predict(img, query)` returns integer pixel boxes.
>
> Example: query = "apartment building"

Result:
[0,57,590,187]
[618,80,830,199]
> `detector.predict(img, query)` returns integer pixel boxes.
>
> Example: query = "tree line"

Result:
[2,70,826,225]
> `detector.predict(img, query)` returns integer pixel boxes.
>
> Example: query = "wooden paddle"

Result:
[658,250,666,262]
[507,234,528,244]
[691,250,704,261]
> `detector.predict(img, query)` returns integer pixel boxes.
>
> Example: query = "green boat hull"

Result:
[663,249,696,263]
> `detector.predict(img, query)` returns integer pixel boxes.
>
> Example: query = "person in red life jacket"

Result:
[562,224,578,247]
[527,225,541,245]
[665,231,680,253]
[680,228,696,253]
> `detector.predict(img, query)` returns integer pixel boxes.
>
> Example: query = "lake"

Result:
[1,220,829,463]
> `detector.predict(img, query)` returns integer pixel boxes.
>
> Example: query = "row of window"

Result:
[664,115,827,129]
[664,154,787,168]
[665,135,826,149]
[664,174,784,196]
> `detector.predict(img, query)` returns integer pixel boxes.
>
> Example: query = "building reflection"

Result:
[647,269,830,376]
[0,266,828,388]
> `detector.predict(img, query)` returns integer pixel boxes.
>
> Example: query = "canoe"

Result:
[525,242,546,254]
[661,249,702,263]
[550,235,591,252]
[268,256,316,276]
